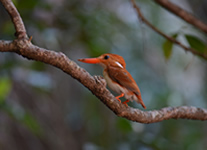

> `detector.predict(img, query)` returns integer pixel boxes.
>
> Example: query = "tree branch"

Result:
[131,0,207,60]
[153,0,207,34]
[1,39,207,123]
[0,0,207,123]
[0,40,18,52]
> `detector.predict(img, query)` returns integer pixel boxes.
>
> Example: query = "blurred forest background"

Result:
[0,0,207,150]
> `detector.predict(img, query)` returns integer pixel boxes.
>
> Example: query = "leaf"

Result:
[162,40,173,61]
[162,34,177,61]
[0,78,12,104]
[185,34,206,53]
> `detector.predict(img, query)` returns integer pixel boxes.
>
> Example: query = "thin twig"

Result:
[153,0,207,34]
[130,0,207,60]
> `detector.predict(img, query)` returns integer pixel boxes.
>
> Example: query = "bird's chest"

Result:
[103,71,126,94]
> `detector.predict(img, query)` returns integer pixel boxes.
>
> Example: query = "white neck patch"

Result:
[115,61,124,68]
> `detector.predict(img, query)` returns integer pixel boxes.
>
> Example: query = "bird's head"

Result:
[78,53,126,69]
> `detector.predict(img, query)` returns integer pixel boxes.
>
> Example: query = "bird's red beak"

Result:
[78,58,101,64]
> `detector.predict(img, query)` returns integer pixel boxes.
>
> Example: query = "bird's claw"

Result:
[122,100,130,107]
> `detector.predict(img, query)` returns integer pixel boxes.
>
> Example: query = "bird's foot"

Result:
[116,93,124,103]
[122,100,130,107]
[116,98,121,103]
[116,93,124,99]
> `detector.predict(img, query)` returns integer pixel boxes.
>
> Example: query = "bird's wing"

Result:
[107,66,141,95]
[107,66,146,109]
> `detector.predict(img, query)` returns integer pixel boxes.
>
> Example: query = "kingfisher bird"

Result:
[78,53,146,109]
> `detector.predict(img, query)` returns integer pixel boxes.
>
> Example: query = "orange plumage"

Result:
[78,53,146,109]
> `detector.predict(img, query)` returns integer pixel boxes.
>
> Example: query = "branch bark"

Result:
[153,0,207,34]
[131,0,207,60]
[0,0,207,123]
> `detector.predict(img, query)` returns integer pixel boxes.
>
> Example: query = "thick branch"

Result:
[0,40,18,52]
[153,0,207,34]
[1,0,27,39]
[1,39,207,123]
[0,0,207,123]
[131,0,207,60]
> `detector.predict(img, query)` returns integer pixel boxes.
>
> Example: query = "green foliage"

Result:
[0,77,11,104]
[162,40,173,60]
[162,34,177,61]
[185,34,206,53]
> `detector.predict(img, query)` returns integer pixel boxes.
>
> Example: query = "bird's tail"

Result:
[136,94,146,109]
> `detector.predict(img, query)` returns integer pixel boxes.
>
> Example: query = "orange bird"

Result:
[78,53,146,109]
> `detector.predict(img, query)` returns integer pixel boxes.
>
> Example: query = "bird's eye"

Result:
[104,55,109,60]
